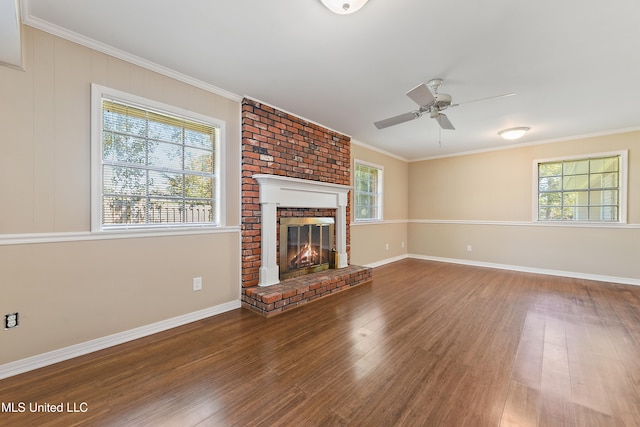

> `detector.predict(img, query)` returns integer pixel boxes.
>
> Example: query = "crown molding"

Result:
[410,126,640,162]
[20,0,242,102]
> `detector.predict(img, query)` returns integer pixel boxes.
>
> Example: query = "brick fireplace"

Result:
[241,98,372,316]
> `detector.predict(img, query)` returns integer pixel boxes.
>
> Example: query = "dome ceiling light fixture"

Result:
[498,127,530,140]
[319,0,369,14]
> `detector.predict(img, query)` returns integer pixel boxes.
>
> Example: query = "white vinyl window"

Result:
[91,84,223,231]
[534,151,627,223]
[354,160,383,221]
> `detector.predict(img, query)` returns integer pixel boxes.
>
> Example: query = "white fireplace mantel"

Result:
[253,174,351,287]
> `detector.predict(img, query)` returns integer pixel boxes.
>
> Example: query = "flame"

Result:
[290,243,319,269]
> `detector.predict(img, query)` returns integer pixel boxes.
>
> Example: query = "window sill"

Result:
[0,226,240,246]
[95,224,236,238]
[353,219,384,224]
[533,220,630,228]
[409,219,640,229]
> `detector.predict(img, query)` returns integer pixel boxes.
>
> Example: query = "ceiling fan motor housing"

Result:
[374,77,511,132]
[374,78,458,130]
[434,93,452,110]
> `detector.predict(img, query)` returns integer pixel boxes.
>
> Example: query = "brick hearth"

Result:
[241,265,372,317]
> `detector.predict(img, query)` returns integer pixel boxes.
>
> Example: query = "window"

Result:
[91,84,223,230]
[354,160,383,221]
[535,151,627,223]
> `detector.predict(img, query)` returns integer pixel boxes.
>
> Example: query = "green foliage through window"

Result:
[537,155,620,222]
[101,99,217,226]
[354,162,382,221]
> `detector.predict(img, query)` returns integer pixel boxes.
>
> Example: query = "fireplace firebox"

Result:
[279,217,335,280]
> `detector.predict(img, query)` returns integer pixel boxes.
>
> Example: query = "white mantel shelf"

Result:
[253,174,352,287]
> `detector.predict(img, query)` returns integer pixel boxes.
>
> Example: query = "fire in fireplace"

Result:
[279,217,335,280]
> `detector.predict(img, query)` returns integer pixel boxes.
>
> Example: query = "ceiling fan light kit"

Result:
[319,0,369,14]
[498,127,530,140]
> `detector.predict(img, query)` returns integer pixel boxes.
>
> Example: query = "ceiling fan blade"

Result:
[435,113,455,130]
[374,111,418,129]
[406,83,436,108]
[451,92,515,107]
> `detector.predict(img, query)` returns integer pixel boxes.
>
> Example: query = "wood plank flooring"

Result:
[2,259,640,426]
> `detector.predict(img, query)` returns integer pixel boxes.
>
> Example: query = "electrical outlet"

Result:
[5,313,18,329]
[467,245,473,252]
[193,277,202,291]
[401,241,405,248]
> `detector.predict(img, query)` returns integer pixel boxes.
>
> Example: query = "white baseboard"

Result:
[407,254,640,287]
[0,300,241,380]
[364,254,409,268]
[4,255,637,380]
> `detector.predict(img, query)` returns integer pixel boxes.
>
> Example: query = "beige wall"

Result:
[408,131,640,281]
[0,27,241,365]
[0,233,240,363]
[350,142,408,266]
[3,25,638,368]
[409,148,534,221]
[408,222,639,279]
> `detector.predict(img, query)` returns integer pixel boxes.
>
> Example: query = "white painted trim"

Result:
[350,138,409,162]
[351,219,408,226]
[253,174,352,200]
[20,1,241,102]
[353,159,384,222]
[408,219,640,229]
[532,150,628,224]
[0,300,240,380]
[0,300,241,380]
[91,83,227,232]
[0,226,241,246]
[253,174,352,286]
[410,126,640,162]
[17,1,640,165]
[244,96,348,140]
[407,254,640,287]
[364,254,409,268]
[0,0,23,69]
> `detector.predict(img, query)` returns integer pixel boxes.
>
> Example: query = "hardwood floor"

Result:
[2,259,640,426]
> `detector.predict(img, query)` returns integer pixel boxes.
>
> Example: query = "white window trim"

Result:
[532,150,628,224]
[90,83,226,232]
[353,159,384,222]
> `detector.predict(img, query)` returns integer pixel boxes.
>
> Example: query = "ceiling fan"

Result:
[374,78,514,131]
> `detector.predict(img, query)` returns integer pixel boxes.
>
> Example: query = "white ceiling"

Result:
[20,0,640,160]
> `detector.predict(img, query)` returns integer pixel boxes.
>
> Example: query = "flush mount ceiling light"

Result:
[319,0,369,14]
[498,127,530,140]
